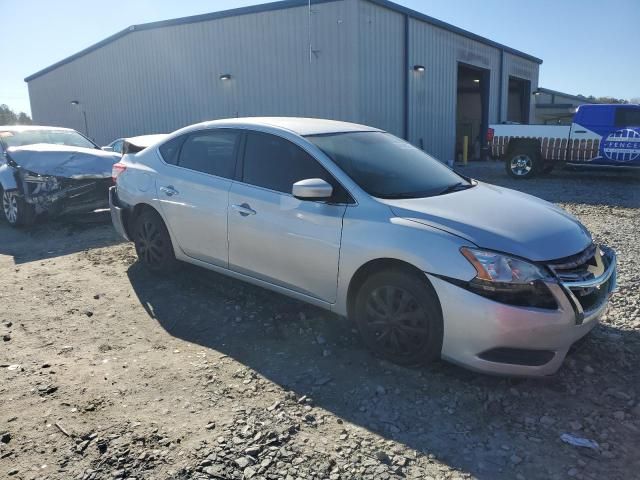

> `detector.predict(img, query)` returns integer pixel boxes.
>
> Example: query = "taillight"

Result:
[112,162,127,182]
[486,128,495,143]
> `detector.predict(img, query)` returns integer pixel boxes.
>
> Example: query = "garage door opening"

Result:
[456,63,490,163]
[507,76,531,124]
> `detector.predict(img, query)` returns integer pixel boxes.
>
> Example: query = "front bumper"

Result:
[430,248,617,376]
[109,186,130,241]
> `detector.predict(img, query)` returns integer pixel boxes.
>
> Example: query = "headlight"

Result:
[460,247,557,309]
[460,247,550,283]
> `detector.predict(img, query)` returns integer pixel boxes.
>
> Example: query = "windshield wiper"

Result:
[437,182,474,196]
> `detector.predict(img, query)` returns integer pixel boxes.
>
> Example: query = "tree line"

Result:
[0,104,33,125]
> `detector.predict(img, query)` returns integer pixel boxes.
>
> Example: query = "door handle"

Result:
[160,185,179,196]
[573,130,587,134]
[231,203,256,216]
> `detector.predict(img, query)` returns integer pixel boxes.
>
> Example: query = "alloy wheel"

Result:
[136,219,166,266]
[510,154,533,176]
[362,286,429,358]
[2,191,18,224]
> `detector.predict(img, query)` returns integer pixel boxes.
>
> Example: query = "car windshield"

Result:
[306,131,471,199]
[0,129,96,150]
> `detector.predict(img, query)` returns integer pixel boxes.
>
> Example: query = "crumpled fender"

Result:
[0,163,18,191]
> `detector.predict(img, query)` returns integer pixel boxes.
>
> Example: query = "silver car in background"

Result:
[109,118,617,376]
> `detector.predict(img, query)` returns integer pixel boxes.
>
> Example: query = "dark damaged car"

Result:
[0,126,120,226]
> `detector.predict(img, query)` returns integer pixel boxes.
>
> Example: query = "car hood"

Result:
[6,143,120,179]
[382,182,592,262]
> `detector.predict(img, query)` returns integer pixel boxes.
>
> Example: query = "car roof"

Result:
[0,125,75,132]
[186,117,383,136]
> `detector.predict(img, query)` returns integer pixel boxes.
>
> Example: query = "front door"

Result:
[156,129,240,266]
[228,131,349,303]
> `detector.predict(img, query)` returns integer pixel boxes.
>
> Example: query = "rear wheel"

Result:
[1,189,36,227]
[132,209,178,273]
[506,147,541,179]
[354,269,443,366]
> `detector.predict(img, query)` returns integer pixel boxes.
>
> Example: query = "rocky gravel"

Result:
[0,162,639,480]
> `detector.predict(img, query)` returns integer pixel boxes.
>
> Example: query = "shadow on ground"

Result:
[0,211,122,264]
[127,261,640,480]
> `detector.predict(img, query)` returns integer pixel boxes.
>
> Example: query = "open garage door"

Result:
[507,76,531,124]
[456,63,490,162]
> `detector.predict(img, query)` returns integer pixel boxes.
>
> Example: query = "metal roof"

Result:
[24,0,542,83]
[536,87,588,103]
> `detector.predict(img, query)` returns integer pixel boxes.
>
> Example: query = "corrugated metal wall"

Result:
[356,1,404,137]
[27,0,540,158]
[28,1,359,145]
[407,15,500,160]
[502,51,539,124]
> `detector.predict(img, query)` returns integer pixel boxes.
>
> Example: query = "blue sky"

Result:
[2,0,639,116]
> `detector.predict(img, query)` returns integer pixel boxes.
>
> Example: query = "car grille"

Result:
[547,243,616,323]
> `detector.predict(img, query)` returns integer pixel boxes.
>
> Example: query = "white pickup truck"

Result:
[488,103,640,178]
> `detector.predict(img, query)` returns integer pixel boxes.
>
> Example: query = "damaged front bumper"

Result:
[19,170,112,216]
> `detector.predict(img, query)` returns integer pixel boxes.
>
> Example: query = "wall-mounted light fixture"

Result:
[532,90,542,96]
[413,65,425,72]
[219,74,232,81]
[473,79,480,83]
[69,100,89,137]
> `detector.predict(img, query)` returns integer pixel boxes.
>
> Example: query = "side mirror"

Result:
[292,178,333,200]
[101,146,114,152]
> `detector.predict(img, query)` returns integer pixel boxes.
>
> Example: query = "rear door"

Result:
[227,131,350,303]
[155,128,240,266]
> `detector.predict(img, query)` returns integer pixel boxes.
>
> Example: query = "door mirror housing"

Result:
[292,178,333,200]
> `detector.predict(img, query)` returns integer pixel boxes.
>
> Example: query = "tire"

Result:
[1,189,36,227]
[505,147,541,179]
[132,208,178,273]
[354,269,443,366]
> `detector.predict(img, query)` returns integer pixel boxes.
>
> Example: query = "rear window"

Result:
[158,135,186,165]
[615,107,640,127]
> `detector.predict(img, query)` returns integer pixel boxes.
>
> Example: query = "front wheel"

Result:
[354,269,443,366]
[132,209,178,273]
[1,189,36,227]
[506,149,540,179]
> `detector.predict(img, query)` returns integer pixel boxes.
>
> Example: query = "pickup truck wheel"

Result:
[133,209,178,273]
[506,150,540,179]
[354,270,443,366]
[1,189,36,227]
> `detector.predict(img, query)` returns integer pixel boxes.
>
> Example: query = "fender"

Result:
[0,163,18,191]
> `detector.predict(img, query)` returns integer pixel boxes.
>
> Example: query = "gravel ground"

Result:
[0,162,639,480]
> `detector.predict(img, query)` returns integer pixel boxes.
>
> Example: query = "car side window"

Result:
[159,135,186,165]
[242,132,352,203]
[113,140,123,154]
[615,107,640,127]
[177,130,239,178]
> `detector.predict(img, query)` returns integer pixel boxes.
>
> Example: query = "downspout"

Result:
[403,14,409,140]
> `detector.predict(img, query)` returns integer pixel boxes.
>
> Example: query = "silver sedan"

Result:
[109,118,617,376]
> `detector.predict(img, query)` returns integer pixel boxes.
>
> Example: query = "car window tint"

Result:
[178,130,239,178]
[242,132,351,202]
[159,135,186,165]
[615,107,640,127]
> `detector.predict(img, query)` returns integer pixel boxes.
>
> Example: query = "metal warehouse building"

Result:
[25,0,542,161]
